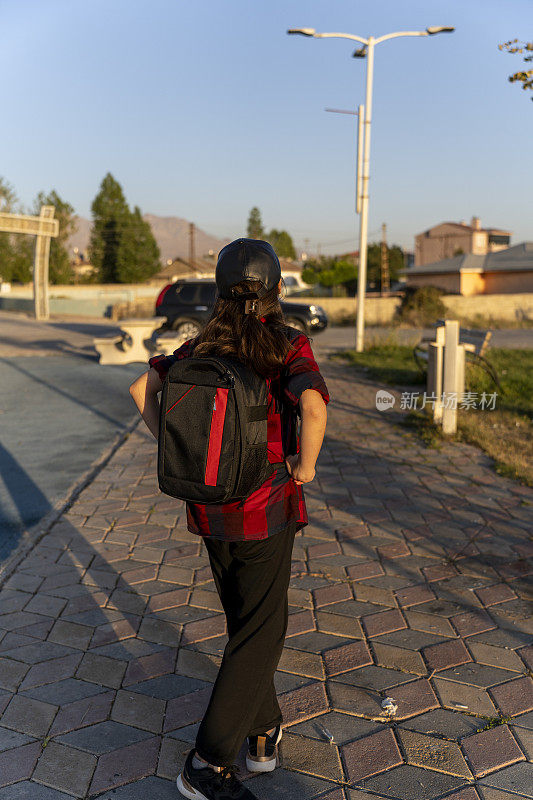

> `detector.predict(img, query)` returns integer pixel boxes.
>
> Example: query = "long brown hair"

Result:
[192,279,294,377]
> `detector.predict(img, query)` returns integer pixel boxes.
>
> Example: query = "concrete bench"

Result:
[94,318,162,365]
[414,319,502,396]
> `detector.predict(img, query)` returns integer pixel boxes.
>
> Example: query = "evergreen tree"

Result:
[89,173,130,282]
[246,206,264,239]
[34,190,76,284]
[116,206,160,283]
[266,229,296,259]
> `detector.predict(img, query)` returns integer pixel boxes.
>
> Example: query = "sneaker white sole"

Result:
[246,727,283,773]
[177,772,209,800]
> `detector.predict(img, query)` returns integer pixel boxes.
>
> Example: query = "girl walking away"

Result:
[129,239,329,800]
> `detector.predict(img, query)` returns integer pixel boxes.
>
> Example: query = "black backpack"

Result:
[157,354,287,504]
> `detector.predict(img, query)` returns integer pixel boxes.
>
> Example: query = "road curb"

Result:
[0,416,141,588]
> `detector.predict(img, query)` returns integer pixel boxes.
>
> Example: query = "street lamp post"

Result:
[288,25,454,351]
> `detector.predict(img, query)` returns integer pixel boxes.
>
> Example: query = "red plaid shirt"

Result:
[148,331,329,541]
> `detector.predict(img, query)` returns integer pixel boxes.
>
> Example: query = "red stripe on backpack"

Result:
[205,388,229,486]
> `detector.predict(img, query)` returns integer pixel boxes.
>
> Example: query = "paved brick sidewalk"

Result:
[0,358,532,799]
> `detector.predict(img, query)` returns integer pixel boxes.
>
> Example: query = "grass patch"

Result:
[335,339,533,486]
[334,331,425,387]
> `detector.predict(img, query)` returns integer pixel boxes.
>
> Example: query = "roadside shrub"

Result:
[396,286,447,326]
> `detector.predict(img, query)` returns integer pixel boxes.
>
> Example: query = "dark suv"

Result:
[155,279,327,343]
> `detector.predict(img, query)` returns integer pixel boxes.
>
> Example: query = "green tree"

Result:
[266,228,296,259]
[246,206,264,239]
[89,173,160,283]
[498,39,533,100]
[34,190,76,284]
[302,256,357,294]
[90,173,130,282]
[116,206,160,283]
[0,178,33,283]
[367,243,404,288]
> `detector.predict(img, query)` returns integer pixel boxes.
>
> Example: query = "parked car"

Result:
[154,279,327,344]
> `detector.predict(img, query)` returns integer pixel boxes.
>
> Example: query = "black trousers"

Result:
[194,524,298,767]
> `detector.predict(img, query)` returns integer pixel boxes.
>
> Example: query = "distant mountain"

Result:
[67,214,230,264]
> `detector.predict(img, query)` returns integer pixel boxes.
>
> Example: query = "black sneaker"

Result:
[246,725,282,772]
[177,749,259,799]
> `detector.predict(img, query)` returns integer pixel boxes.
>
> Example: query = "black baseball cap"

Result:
[216,238,281,300]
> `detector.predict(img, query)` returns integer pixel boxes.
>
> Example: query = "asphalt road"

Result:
[0,311,531,565]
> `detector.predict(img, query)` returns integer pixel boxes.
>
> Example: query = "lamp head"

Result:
[287,28,316,37]
[426,26,455,35]
[352,46,368,58]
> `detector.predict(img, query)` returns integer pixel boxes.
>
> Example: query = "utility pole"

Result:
[380,222,390,295]
[188,222,196,266]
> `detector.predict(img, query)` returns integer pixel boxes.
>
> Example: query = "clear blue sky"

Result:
[1,0,531,254]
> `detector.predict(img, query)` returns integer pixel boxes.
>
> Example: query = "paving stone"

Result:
[56,719,152,754]
[32,741,97,797]
[0,641,77,665]
[342,728,402,781]
[24,595,66,618]
[401,709,484,740]
[47,620,93,650]
[277,647,324,680]
[422,639,472,672]
[243,768,334,799]
[164,687,212,732]
[0,658,29,692]
[477,787,527,800]
[437,790,480,800]
[328,682,383,718]
[323,640,372,676]
[363,763,465,799]
[353,582,396,607]
[157,735,190,779]
[433,678,497,717]
[519,645,533,670]
[512,711,533,731]
[0,727,36,753]
[0,782,75,799]
[279,682,328,725]
[511,725,533,760]
[128,674,208,700]
[288,711,382,745]
[479,762,533,797]
[111,690,166,732]
[371,642,427,675]
[362,608,406,638]
[398,728,471,777]
[280,732,344,781]
[176,648,220,682]
[286,632,351,654]
[137,617,182,647]
[313,583,353,607]
[19,654,82,691]
[462,724,525,777]
[147,587,189,612]
[475,584,517,607]
[75,651,127,688]
[21,677,104,706]
[315,611,363,639]
[387,678,439,719]
[468,642,526,673]
[405,610,456,637]
[1,694,57,737]
[0,741,42,787]
[395,584,436,607]
[452,610,497,637]
[322,600,382,619]
[331,665,413,692]
[373,629,446,651]
[490,676,533,717]
[92,774,178,799]
[48,691,115,736]
[470,628,531,650]
[123,648,176,686]
[437,663,517,688]
[346,561,384,581]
